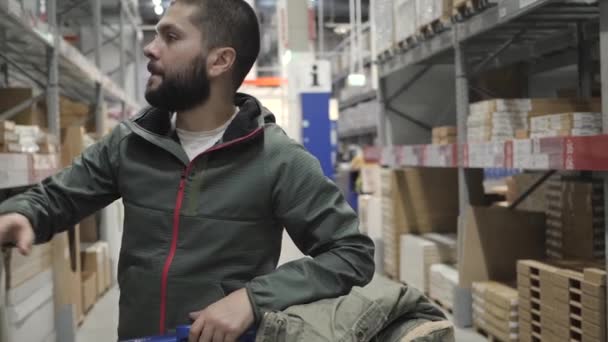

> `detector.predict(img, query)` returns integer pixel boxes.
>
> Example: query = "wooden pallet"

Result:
[417,18,451,40]
[517,260,606,342]
[473,324,507,342]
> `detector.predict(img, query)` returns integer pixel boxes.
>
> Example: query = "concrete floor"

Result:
[77,284,486,342]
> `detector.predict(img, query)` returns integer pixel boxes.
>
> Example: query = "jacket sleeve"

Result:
[0,126,123,244]
[245,138,376,323]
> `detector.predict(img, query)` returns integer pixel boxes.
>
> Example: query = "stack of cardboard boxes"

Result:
[381,168,458,279]
[429,264,458,311]
[472,281,519,342]
[357,164,385,272]
[399,234,456,295]
[432,126,457,145]
[81,242,112,313]
[518,260,607,342]
[467,98,601,143]
[545,178,605,260]
[505,173,549,213]
[5,243,56,342]
[530,112,602,139]
[0,120,58,154]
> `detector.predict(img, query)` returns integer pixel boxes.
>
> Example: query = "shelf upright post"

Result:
[599,0,608,329]
[92,0,104,136]
[119,2,126,119]
[453,23,473,329]
[577,22,592,99]
[377,76,392,149]
[46,0,60,138]
[0,29,7,86]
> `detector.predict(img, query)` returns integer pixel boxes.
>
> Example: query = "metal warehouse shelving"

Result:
[0,0,142,136]
[332,0,608,332]
[0,0,143,189]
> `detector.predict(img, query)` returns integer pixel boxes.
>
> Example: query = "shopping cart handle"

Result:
[121,325,257,342]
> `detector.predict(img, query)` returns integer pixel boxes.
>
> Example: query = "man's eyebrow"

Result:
[156,23,184,34]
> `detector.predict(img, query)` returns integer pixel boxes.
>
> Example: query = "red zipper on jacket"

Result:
[158,127,264,334]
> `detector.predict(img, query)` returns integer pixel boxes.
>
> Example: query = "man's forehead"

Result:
[156,2,200,32]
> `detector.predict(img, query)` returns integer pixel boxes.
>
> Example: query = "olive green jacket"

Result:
[0,93,375,339]
[257,275,453,342]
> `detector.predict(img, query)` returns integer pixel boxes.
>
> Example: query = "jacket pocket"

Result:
[118,267,162,340]
[165,277,227,331]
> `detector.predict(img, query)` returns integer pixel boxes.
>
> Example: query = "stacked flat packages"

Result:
[432,126,457,145]
[0,121,58,154]
[467,98,601,143]
[472,282,519,342]
[429,264,458,311]
[518,260,606,342]
[381,168,458,279]
[5,244,56,342]
[530,112,603,138]
[399,233,456,294]
[545,178,605,260]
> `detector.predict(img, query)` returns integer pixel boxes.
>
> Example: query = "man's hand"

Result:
[0,213,34,256]
[188,288,255,342]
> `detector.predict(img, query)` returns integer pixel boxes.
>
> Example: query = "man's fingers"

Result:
[15,225,34,256]
[224,333,239,342]
[189,317,205,342]
[199,324,214,342]
[211,330,225,342]
[190,311,203,320]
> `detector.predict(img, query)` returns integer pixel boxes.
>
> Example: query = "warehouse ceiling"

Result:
[136,0,369,73]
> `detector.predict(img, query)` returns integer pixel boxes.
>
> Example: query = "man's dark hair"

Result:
[182,0,260,90]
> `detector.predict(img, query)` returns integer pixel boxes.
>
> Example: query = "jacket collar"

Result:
[126,93,275,166]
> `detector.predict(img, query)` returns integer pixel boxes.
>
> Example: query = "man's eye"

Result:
[165,33,178,41]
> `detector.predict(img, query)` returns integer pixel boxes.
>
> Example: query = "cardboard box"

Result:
[381,168,459,278]
[360,164,382,194]
[432,126,457,138]
[585,269,607,286]
[52,226,83,326]
[81,243,106,298]
[79,214,99,243]
[61,125,85,168]
[7,243,52,289]
[400,235,453,293]
[506,173,549,213]
[81,271,97,313]
[0,88,45,126]
[0,120,16,133]
[459,207,546,288]
[516,129,529,139]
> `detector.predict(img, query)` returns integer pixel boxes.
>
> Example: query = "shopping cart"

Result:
[121,325,257,342]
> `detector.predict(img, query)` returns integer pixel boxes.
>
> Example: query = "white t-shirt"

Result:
[173,108,238,161]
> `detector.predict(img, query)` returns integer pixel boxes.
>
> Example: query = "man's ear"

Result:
[207,47,237,78]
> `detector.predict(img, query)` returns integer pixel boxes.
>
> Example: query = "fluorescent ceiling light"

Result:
[152,0,161,5]
[347,73,366,87]
[154,4,164,15]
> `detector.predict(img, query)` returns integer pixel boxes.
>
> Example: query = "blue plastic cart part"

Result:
[121,325,256,342]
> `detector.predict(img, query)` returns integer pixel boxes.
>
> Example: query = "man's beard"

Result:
[145,54,210,112]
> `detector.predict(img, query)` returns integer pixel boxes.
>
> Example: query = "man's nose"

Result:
[143,38,159,60]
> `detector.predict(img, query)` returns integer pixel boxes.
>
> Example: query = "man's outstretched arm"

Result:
[0,125,123,251]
